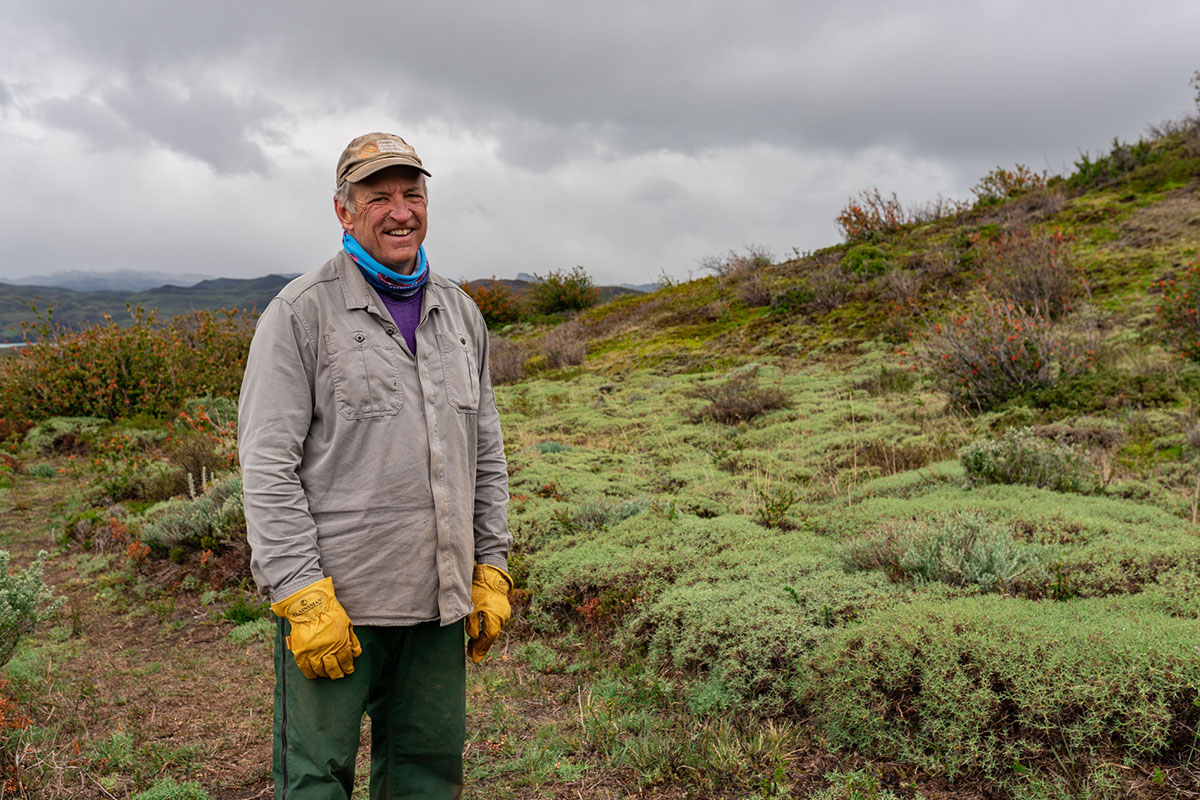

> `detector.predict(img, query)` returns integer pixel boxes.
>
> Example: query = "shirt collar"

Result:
[335,250,445,316]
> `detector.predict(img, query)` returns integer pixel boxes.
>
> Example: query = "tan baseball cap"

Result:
[336,132,431,186]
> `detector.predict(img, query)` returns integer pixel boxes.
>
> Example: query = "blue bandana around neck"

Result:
[343,231,429,298]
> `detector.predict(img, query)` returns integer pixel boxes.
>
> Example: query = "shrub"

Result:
[919,293,1096,412]
[801,595,1200,782]
[459,276,524,328]
[959,427,1100,494]
[879,268,923,308]
[685,368,791,425]
[970,164,1048,206]
[572,498,649,532]
[1155,261,1200,362]
[131,778,210,800]
[735,274,772,307]
[699,245,773,278]
[488,337,528,385]
[536,321,586,369]
[526,266,600,315]
[23,416,108,454]
[769,283,814,315]
[841,511,1041,593]
[975,226,1082,319]
[840,244,891,276]
[835,188,907,243]
[0,551,63,668]
[164,396,240,478]
[908,194,971,224]
[754,485,799,529]
[810,265,852,311]
[139,473,245,554]
[0,307,253,428]
[1068,137,1162,189]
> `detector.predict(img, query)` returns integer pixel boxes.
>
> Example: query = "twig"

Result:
[577,685,585,730]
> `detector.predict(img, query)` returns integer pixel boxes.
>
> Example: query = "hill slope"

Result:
[481,120,1200,795]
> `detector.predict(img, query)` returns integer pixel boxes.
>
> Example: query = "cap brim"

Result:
[343,156,432,184]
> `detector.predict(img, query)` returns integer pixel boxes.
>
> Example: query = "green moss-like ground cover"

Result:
[497,126,1200,793]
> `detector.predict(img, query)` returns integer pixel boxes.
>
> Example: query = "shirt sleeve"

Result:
[237,297,326,601]
[470,310,512,571]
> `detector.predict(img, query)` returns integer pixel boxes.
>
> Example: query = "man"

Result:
[238,131,513,800]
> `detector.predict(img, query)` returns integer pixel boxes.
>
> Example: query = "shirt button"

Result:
[354,333,365,343]
[386,328,396,335]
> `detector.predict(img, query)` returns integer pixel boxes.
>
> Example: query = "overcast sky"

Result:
[1,1,1197,287]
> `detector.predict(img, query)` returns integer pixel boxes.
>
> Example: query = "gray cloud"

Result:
[18,1,1199,166]
[102,81,280,175]
[39,97,137,152]
[34,82,281,175]
[0,0,1197,285]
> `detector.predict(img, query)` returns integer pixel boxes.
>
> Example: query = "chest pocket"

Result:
[324,329,405,419]
[436,332,480,413]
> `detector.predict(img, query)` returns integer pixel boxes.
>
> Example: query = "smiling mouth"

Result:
[385,229,413,238]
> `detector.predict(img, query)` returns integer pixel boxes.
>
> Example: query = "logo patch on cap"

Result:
[358,142,380,158]
[375,137,414,155]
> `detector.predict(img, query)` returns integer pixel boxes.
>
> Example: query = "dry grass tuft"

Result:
[686,368,791,425]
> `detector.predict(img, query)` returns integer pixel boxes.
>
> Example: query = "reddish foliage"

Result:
[971,164,1048,204]
[0,306,254,428]
[460,277,525,328]
[835,188,907,243]
[911,293,1097,412]
[1155,261,1200,361]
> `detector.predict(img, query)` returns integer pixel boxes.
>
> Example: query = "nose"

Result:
[385,198,414,221]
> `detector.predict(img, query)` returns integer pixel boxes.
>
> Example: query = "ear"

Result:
[333,195,354,232]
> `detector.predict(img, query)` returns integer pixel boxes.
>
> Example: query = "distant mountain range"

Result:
[0,275,294,342]
[9,269,214,292]
[0,269,648,342]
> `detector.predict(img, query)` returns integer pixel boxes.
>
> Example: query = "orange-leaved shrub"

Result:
[916,293,1097,412]
[1155,261,1200,362]
[459,277,524,328]
[0,306,254,429]
[835,188,907,243]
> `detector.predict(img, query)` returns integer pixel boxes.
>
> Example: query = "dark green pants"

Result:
[273,619,466,800]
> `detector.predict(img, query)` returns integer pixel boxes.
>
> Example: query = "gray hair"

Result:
[335,173,428,214]
[335,180,357,213]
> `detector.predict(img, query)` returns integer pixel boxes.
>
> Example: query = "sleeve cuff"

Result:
[476,553,509,573]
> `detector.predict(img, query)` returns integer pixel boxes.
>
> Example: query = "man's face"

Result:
[334,167,428,274]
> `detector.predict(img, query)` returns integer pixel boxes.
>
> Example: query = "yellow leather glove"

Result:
[270,577,362,680]
[465,564,513,664]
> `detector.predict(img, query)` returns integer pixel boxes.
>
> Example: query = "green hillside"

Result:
[478,119,1200,795]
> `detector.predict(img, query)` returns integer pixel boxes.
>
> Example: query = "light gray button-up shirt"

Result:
[238,252,511,626]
